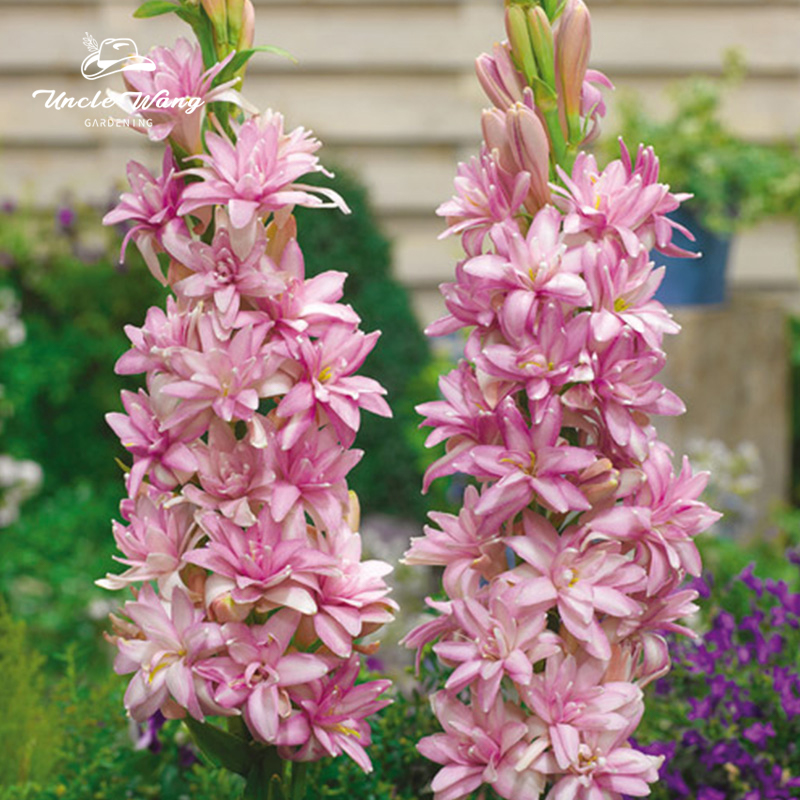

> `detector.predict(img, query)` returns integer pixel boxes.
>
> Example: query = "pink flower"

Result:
[417,361,507,491]
[114,39,247,155]
[477,300,592,412]
[186,509,333,615]
[263,423,363,536]
[114,584,226,721]
[553,142,695,258]
[181,418,274,527]
[518,652,642,770]
[106,388,198,498]
[586,441,720,594]
[506,513,646,660]
[462,206,588,308]
[470,398,594,520]
[563,329,685,461]
[161,318,278,431]
[202,609,330,743]
[280,657,392,772]
[438,147,530,258]
[166,210,284,329]
[277,325,391,448]
[98,489,200,592]
[435,593,560,711]
[178,111,349,228]
[103,148,186,283]
[581,240,679,351]
[403,484,507,595]
[114,297,198,377]
[542,727,663,800]
[299,525,396,657]
[425,257,507,337]
[418,692,545,800]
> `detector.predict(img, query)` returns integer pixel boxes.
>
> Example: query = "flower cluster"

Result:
[403,2,719,798]
[99,8,395,774]
[635,560,800,800]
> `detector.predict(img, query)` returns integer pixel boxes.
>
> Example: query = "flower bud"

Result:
[226,0,245,46]
[201,0,227,40]
[505,102,551,212]
[347,489,361,532]
[577,457,619,505]
[505,4,538,85]
[481,108,516,175]
[475,43,526,110]
[238,0,255,52]
[526,5,556,90]
[556,0,591,143]
[206,574,250,622]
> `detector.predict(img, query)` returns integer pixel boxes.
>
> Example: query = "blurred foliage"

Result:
[0,601,244,799]
[0,168,434,671]
[605,53,800,235]
[0,205,167,671]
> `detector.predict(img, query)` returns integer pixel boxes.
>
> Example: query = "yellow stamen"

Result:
[333,724,361,739]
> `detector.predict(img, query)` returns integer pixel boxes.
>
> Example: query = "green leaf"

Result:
[213,45,296,88]
[133,0,178,19]
[184,717,252,776]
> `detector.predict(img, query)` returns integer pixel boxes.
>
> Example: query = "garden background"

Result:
[2,0,800,797]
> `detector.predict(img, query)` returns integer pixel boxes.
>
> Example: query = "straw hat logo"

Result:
[81,32,156,80]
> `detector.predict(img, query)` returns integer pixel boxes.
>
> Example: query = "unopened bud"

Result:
[209,592,250,622]
[180,563,208,604]
[526,5,556,90]
[226,0,244,46]
[238,0,255,51]
[506,102,551,212]
[481,107,516,174]
[556,0,591,142]
[265,215,298,263]
[475,43,525,109]
[505,5,538,85]
[347,489,361,532]
[578,457,620,505]
[201,0,227,37]
[108,612,142,641]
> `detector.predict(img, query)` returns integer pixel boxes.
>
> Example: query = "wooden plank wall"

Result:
[1,0,799,324]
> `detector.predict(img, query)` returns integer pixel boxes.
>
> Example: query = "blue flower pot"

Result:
[653,208,731,306]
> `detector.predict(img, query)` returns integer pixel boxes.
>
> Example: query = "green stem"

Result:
[243,748,284,800]
[290,761,308,800]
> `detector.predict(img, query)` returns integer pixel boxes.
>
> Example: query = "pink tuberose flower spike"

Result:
[100,3,394,795]
[403,2,720,799]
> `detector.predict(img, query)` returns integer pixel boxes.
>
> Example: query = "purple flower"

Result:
[56,205,76,230]
[697,788,726,800]
[742,722,775,748]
